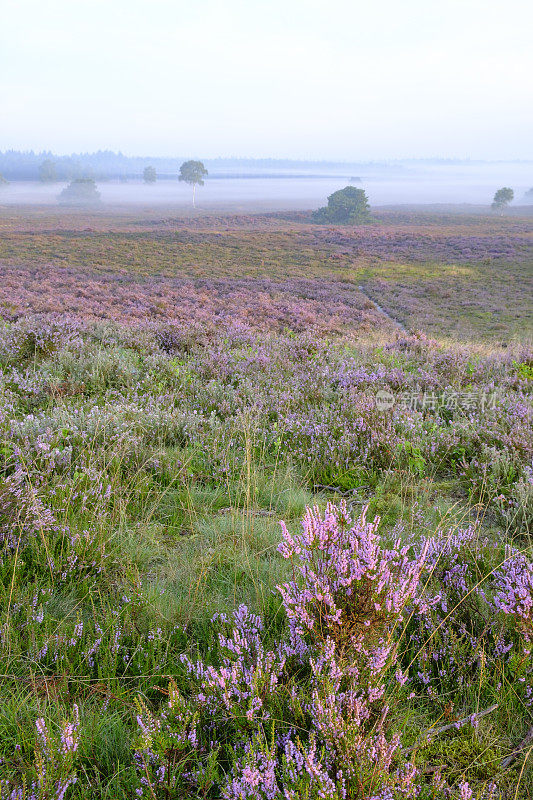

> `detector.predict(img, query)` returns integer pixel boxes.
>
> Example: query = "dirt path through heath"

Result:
[358,284,410,335]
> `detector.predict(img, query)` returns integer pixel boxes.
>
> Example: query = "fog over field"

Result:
[2,0,531,210]
[2,160,532,209]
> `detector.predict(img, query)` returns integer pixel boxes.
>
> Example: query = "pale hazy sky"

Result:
[2,0,532,160]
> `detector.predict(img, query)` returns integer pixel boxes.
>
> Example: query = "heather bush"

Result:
[136,503,430,798]
[132,502,532,798]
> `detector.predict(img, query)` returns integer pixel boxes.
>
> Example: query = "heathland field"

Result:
[0,207,532,799]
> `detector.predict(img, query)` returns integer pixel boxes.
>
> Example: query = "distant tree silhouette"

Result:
[143,166,157,184]
[39,159,57,183]
[66,160,83,180]
[313,186,371,224]
[58,178,101,206]
[179,160,208,206]
[491,187,514,214]
[0,173,8,185]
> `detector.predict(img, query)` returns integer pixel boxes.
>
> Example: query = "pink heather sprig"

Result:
[180,605,285,724]
[222,733,345,800]
[36,716,50,754]
[1,707,80,800]
[60,705,80,755]
[306,637,402,788]
[277,502,431,651]
[222,738,278,800]
[459,780,474,800]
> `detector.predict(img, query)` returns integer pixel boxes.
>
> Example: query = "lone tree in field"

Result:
[0,173,8,186]
[39,159,57,183]
[58,178,101,206]
[313,186,371,224]
[143,166,157,184]
[491,187,514,214]
[179,160,208,206]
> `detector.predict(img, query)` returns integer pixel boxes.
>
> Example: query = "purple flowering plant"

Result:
[0,706,79,800]
[134,503,499,799]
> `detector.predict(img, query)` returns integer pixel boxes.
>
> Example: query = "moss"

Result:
[413,730,503,782]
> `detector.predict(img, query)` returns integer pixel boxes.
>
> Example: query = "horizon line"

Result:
[1,150,533,165]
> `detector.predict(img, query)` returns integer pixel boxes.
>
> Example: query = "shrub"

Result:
[58,179,101,206]
[313,187,371,224]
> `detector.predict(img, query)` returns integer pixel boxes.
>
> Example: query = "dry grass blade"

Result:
[403,704,499,755]
[501,726,533,769]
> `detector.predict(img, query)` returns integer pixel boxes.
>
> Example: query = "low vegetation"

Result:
[0,208,531,798]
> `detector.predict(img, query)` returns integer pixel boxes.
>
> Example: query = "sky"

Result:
[1,0,532,161]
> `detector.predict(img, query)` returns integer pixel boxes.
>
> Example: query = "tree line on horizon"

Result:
[0,151,212,182]
[0,150,392,181]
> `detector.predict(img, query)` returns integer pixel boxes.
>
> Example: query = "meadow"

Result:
[0,206,532,799]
